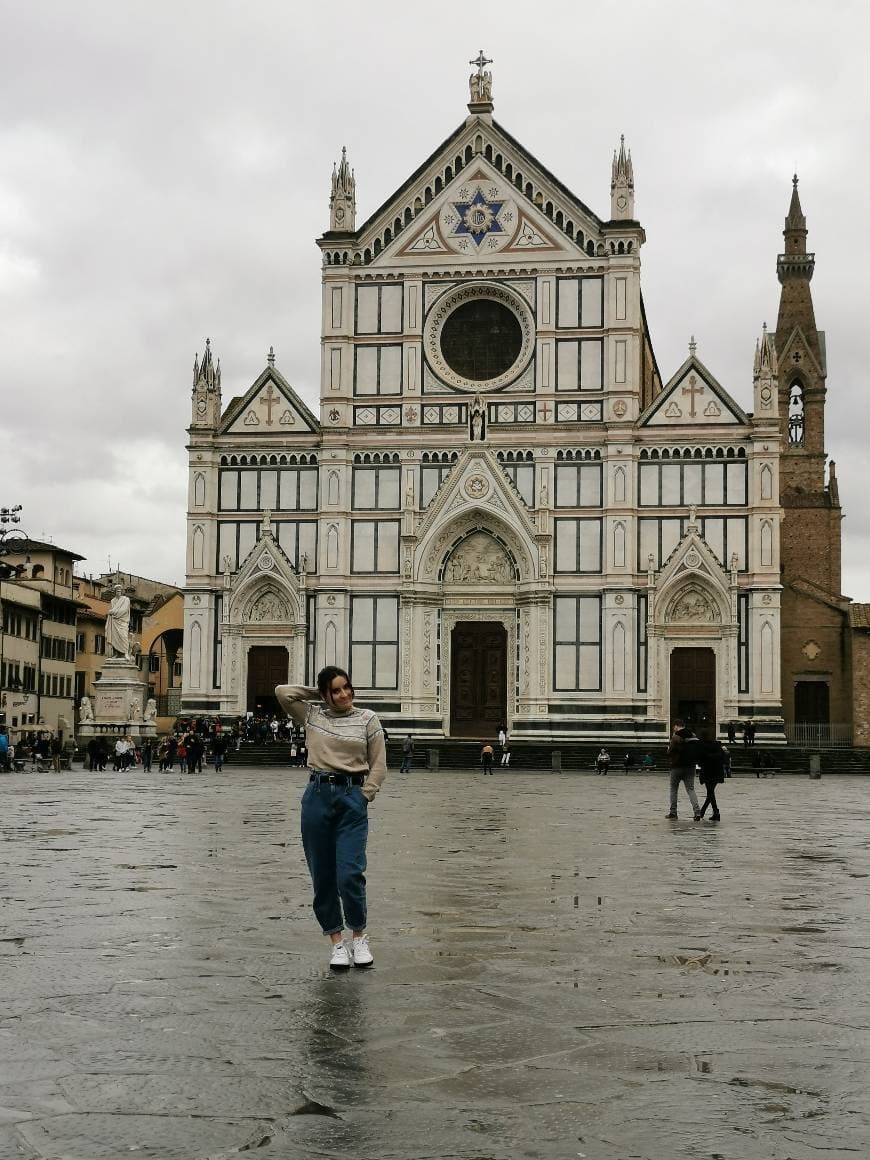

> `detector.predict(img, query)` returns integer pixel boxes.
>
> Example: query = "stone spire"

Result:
[610,135,635,220]
[329,146,356,232]
[467,50,494,120]
[776,174,819,358]
[753,322,779,418]
[191,336,222,428]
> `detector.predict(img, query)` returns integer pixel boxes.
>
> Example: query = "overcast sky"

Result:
[1,1,868,595]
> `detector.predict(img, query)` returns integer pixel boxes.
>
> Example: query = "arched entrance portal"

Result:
[449,622,507,738]
[247,645,289,716]
[670,647,716,737]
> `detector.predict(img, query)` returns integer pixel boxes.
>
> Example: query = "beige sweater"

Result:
[275,684,387,801]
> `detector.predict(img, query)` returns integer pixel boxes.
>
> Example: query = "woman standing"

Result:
[276,667,386,970]
[698,738,726,821]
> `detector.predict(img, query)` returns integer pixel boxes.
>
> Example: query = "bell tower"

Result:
[773,177,849,729]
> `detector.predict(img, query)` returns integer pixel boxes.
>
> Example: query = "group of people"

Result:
[480,726,511,773]
[667,721,729,820]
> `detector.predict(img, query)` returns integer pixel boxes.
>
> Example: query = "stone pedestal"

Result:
[78,658,157,739]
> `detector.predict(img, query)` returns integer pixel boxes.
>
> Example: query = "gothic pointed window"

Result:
[788,380,805,446]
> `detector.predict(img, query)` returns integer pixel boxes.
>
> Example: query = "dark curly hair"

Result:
[316,666,354,700]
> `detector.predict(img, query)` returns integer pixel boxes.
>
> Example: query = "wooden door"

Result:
[247,646,289,715]
[670,647,716,738]
[449,622,507,738]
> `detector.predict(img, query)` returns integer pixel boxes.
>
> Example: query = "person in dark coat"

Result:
[698,738,727,820]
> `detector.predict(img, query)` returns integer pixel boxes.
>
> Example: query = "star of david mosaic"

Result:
[450,189,505,246]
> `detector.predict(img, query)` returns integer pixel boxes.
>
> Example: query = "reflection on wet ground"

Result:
[1,767,868,1158]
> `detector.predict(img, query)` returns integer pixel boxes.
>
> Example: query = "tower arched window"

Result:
[788,380,805,446]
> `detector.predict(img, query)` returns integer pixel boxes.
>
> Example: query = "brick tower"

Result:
[774,177,850,730]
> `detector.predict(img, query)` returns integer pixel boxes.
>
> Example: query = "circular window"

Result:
[440,299,523,381]
[424,282,534,392]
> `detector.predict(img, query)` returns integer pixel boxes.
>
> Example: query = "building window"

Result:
[76,632,86,652]
[638,460,748,506]
[420,464,454,508]
[94,634,106,655]
[218,467,318,512]
[355,284,403,335]
[350,521,400,573]
[554,596,602,691]
[500,463,535,507]
[737,593,750,694]
[636,594,648,692]
[554,519,603,572]
[352,466,401,510]
[350,595,399,688]
[354,345,403,395]
[555,463,603,507]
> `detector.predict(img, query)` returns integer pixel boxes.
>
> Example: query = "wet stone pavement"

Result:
[1,766,869,1160]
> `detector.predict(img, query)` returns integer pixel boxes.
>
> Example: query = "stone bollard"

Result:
[427,748,439,771]
[551,750,562,772]
[809,754,821,779]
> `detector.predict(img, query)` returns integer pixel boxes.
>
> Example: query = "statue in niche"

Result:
[471,408,484,441]
[670,586,717,623]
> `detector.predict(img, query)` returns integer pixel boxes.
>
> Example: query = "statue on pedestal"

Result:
[105,584,132,659]
[79,697,94,723]
[144,698,158,723]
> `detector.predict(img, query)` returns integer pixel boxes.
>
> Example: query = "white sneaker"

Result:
[329,941,351,970]
[351,934,374,968]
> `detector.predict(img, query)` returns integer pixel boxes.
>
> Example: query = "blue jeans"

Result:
[300,780,369,935]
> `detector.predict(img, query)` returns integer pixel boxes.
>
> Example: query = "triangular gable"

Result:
[641,356,748,428]
[653,523,733,624]
[330,117,604,263]
[416,446,538,543]
[220,366,320,436]
[227,515,304,625]
[388,161,581,265]
[776,326,825,380]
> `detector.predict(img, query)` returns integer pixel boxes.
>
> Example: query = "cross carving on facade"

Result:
[681,375,703,417]
[259,383,279,425]
[538,401,552,421]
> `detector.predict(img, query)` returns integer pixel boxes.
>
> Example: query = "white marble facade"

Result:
[182,71,783,742]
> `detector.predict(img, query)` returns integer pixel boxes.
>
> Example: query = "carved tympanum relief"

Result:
[444,532,513,584]
[247,590,290,624]
[667,585,718,624]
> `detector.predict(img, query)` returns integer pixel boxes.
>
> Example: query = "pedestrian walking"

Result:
[276,667,386,972]
[595,748,610,775]
[665,721,702,820]
[743,719,756,746]
[400,734,414,774]
[141,740,153,772]
[481,742,494,775]
[726,720,737,745]
[698,737,726,821]
[500,741,511,767]
[212,734,227,772]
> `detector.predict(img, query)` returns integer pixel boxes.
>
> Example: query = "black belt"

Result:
[309,772,364,786]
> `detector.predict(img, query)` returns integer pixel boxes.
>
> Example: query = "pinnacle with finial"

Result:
[267,345,276,367]
[470,49,492,74]
[689,335,697,356]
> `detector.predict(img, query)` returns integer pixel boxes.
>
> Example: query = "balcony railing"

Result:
[785,723,853,749]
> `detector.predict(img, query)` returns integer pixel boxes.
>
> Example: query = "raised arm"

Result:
[275,684,321,726]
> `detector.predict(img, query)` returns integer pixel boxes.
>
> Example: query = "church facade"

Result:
[182,64,794,744]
